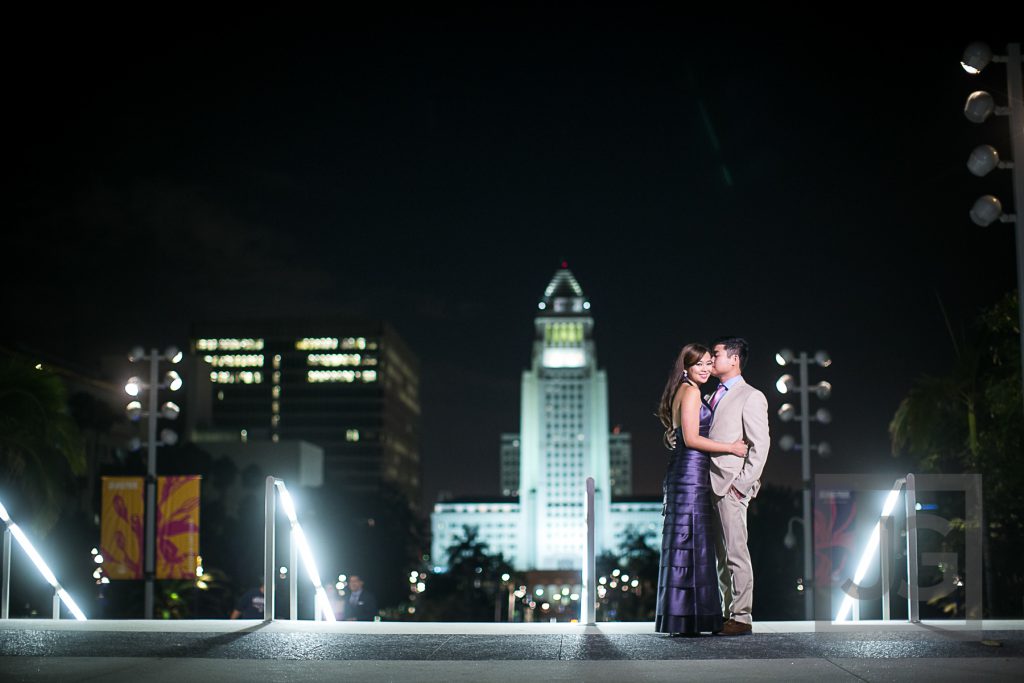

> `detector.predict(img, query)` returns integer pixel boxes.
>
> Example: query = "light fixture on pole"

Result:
[775,348,832,620]
[125,345,185,619]
[784,516,802,550]
[962,41,1024,414]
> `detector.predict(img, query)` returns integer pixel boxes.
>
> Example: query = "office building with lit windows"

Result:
[501,427,633,499]
[188,319,420,502]
[431,268,660,571]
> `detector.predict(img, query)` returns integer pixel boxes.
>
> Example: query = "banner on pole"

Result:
[100,476,144,579]
[156,475,201,579]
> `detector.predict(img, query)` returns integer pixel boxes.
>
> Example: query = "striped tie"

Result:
[710,383,727,410]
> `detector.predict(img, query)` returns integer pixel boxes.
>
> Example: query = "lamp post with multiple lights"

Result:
[961,41,1024,412]
[125,345,183,619]
[775,348,831,620]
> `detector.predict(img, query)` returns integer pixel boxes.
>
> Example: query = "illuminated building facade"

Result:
[608,428,632,497]
[432,268,659,571]
[501,428,632,499]
[189,320,420,502]
[499,433,520,497]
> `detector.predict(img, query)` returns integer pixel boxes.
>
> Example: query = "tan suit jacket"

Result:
[708,377,770,498]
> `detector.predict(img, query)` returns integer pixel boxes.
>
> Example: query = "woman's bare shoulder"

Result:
[673,382,700,404]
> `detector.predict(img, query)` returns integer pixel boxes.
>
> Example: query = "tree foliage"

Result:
[413,525,513,621]
[0,354,85,534]
[890,291,1023,615]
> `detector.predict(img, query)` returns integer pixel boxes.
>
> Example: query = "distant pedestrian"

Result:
[230,580,265,619]
[342,574,378,621]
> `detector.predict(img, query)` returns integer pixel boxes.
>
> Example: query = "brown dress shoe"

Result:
[719,619,752,636]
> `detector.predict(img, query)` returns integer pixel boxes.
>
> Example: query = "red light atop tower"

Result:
[561,261,568,268]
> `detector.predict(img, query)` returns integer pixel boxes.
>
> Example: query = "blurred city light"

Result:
[960,41,992,74]
[125,377,142,397]
[165,370,183,391]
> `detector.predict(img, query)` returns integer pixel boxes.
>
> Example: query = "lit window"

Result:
[210,370,263,384]
[272,401,280,414]
[272,386,281,398]
[204,354,264,368]
[197,338,264,351]
[307,354,362,367]
[346,429,360,442]
[308,370,356,383]
[296,337,339,351]
[341,337,369,350]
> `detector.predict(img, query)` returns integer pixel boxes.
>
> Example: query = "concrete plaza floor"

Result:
[1,619,1022,681]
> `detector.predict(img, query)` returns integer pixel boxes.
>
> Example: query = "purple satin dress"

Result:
[655,401,723,635]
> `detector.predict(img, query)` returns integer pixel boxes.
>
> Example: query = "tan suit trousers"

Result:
[714,491,752,624]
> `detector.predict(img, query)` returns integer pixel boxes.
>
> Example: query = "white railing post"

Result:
[264,478,335,623]
[880,514,893,620]
[2,527,10,619]
[583,477,596,625]
[264,476,276,622]
[289,531,298,621]
[0,499,86,621]
[904,473,920,623]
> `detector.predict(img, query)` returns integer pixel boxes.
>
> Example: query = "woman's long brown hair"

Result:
[657,343,709,449]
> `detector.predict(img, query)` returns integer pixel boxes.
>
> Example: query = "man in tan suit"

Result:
[707,337,769,636]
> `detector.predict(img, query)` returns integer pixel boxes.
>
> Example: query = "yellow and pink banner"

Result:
[100,477,144,579]
[156,476,201,579]
[100,475,201,580]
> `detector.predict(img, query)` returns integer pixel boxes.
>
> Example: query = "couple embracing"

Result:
[655,337,770,637]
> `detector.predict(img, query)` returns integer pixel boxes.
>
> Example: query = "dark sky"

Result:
[4,10,1019,508]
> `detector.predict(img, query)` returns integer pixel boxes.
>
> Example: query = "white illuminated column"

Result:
[264,478,335,622]
[519,267,611,570]
[836,483,904,622]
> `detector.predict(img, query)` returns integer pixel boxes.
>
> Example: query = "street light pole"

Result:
[776,349,831,621]
[144,349,159,619]
[797,353,813,621]
[963,41,1024,413]
[126,345,183,619]
[1007,43,1024,412]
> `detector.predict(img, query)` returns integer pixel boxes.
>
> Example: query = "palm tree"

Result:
[890,291,1023,617]
[0,354,86,534]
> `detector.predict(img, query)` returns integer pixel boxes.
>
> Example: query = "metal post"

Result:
[798,353,813,620]
[264,476,276,622]
[1005,43,1024,416]
[289,531,298,621]
[52,588,60,620]
[507,584,515,623]
[904,473,920,623]
[880,515,893,621]
[2,527,10,619]
[583,477,596,625]
[143,350,159,619]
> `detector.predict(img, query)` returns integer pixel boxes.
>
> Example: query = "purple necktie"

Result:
[710,383,727,410]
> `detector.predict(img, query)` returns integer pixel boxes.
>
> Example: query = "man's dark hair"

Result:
[712,336,749,369]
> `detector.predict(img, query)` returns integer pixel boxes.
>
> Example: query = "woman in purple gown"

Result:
[655,343,748,636]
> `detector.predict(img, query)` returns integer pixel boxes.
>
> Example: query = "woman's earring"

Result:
[682,370,689,379]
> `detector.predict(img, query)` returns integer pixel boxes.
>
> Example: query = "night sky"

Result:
[5,11,1019,509]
